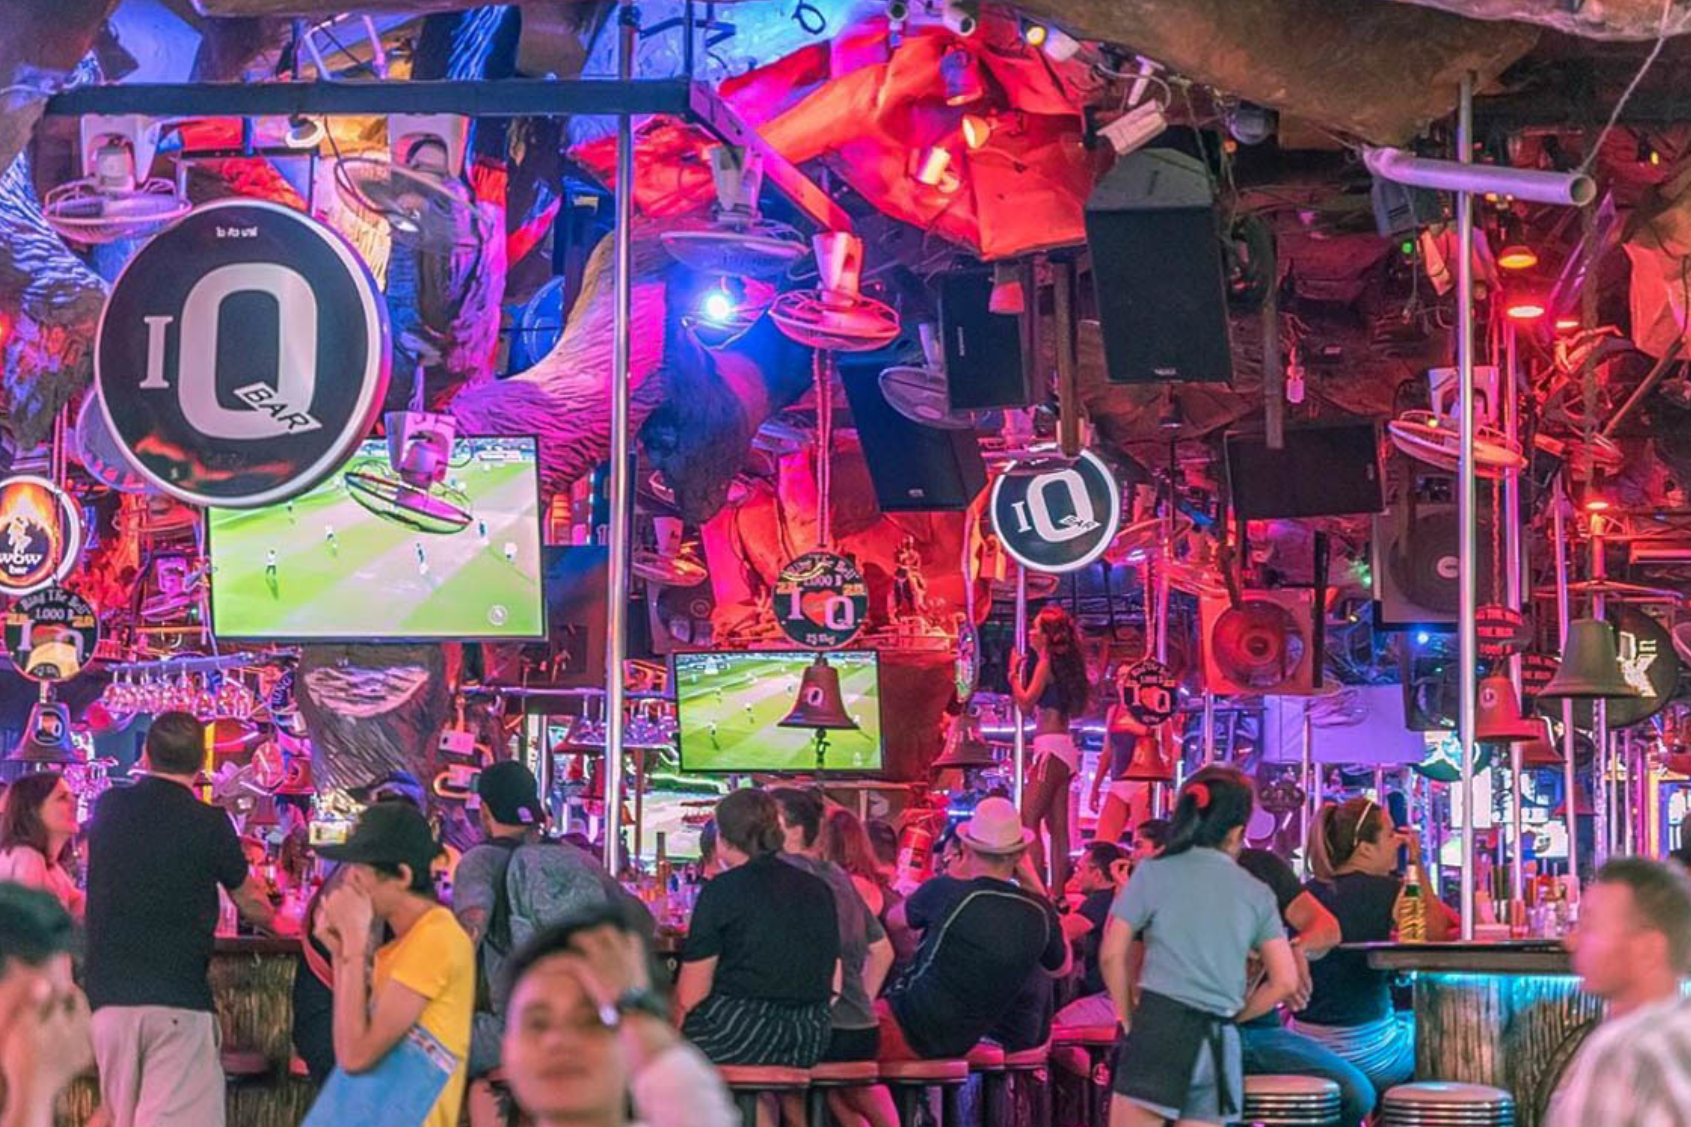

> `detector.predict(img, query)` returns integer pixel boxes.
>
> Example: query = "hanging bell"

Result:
[932,713,998,771]
[9,699,78,764]
[778,655,859,731]
[1475,674,1548,743]
[1520,726,1561,767]
[1538,618,1642,700]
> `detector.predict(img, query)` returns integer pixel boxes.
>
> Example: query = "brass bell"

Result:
[932,713,998,772]
[1538,618,1642,700]
[9,699,79,764]
[778,655,860,731]
[1475,674,1547,744]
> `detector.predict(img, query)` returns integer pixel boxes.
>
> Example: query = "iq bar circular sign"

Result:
[95,199,390,508]
[989,448,1121,573]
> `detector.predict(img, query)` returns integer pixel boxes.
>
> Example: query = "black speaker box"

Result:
[940,270,1031,411]
[842,367,987,512]
[1085,147,1233,384]
[1224,422,1385,520]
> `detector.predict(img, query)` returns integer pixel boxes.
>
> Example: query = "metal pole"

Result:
[1591,516,1609,867]
[601,1,638,876]
[1504,324,1525,902]
[1300,702,1315,879]
[1202,691,1216,765]
[1456,71,1478,940]
[815,351,834,549]
[1013,565,1028,808]
[1553,484,1581,883]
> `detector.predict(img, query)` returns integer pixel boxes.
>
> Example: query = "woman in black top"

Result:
[676,789,842,1069]
[1292,796,1455,1095]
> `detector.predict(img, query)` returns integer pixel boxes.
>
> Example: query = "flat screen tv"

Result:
[207,436,544,640]
[674,650,884,774]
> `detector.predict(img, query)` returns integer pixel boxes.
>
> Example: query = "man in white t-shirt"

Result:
[1546,857,1691,1127]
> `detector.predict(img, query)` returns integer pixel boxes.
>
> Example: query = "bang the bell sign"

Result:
[95,199,390,508]
[775,551,869,648]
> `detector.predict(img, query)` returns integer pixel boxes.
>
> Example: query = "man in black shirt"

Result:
[1054,841,1125,1027]
[880,798,1069,1060]
[86,712,274,1127]
[1234,848,1374,1127]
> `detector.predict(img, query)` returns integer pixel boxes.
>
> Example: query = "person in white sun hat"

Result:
[874,797,1071,1062]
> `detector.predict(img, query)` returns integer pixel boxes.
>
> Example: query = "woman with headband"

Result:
[1099,766,1300,1127]
[1291,796,1456,1101]
[1008,605,1090,892]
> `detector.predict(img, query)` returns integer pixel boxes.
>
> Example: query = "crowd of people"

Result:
[5,700,1691,1127]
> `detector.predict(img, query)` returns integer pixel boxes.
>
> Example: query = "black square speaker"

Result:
[1085,147,1233,384]
[842,367,987,512]
[1224,421,1385,520]
[940,271,1031,411]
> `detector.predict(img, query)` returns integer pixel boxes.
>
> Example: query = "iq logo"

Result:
[989,449,1121,574]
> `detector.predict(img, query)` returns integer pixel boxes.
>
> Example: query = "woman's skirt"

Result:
[682,994,833,1067]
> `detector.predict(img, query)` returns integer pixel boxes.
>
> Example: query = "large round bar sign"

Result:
[0,476,83,596]
[775,551,869,648]
[95,199,390,508]
[989,449,1121,573]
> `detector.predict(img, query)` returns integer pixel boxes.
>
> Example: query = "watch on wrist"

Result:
[598,988,667,1029]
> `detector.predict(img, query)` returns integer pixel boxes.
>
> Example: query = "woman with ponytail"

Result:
[676,789,843,1074]
[1009,605,1089,893]
[1099,767,1299,1126]
[1291,797,1455,1099]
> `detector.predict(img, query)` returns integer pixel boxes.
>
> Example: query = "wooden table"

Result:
[1354,941,1599,1127]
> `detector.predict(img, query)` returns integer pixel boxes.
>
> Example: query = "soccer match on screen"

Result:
[675,650,884,773]
[206,437,545,640]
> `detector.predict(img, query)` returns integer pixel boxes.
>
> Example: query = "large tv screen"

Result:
[207,436,544,640]
[674,650,884,774]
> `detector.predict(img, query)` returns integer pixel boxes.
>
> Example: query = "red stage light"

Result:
[1504,296,1546,320]
[1554,316,1581,332]
[1497,244,1539,271]
[961,114,991,150]
[940,48,984,107]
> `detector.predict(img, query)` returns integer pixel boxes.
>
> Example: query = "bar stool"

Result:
[1000,1043,1052,1126]
[1052,1024,1116,1127]
[717,1064,812,1125]
[219,1049,270,1080]
[1241,1074,1342,1126]
[880,1058,969,1127]
[806,1060,881,1127]
[1380,1082,1516,1127]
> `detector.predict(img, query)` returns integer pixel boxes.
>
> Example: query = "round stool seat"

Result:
[880,1058,970,1084]
[1052,1023,1117,1046]
[1002,1042,1051,1069]
[1381,1082,1515,1127]
[1243,1073,1342,1125]
[966,1043,1007,1070]
[717,1064,810,1090]
[220,1050,269,1077]
[810,1060,881,1084]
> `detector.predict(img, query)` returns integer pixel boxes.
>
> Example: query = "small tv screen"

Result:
[207,436,544,640]
[675,650,884,774]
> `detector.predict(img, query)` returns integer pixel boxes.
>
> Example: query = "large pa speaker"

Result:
[842,366,987,512]
[1225,421,1385,520]
[1085,147,1232,384]
[940,270,1031,411]
[1371,501,1495,632]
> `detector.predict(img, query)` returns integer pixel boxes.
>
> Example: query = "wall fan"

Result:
[1200,589,1318,696]
[772,232,901,351]
[1387,365,1525,478]
[334,114,479,252]
[878,323,996,430]
[660,146,809,278]
[43,115,189,245]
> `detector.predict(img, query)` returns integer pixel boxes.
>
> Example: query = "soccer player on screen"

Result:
[415,542,429,577]
[324,525,338,555]
[264,549,279,598]
[502,541,518,565]
[477,519,489,546]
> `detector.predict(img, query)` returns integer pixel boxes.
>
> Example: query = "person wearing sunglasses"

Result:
[1292,797,1457,1103]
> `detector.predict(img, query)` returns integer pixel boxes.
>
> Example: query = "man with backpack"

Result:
[455,761,626,1127]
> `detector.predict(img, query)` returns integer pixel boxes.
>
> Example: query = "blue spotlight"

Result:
[1415,630,1431,646]
[701,287,736,325]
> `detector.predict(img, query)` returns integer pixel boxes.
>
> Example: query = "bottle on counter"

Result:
[1394,877,1427,942]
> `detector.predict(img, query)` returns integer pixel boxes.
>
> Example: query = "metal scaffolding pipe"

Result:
[602,1,638,875]
[1013,565,1028,809]
[1553,484,1581,883]
[1363,146,1596,207]
[1592,516,1610,868]
[1504,323,1525,902]
[1456,72,1479,940]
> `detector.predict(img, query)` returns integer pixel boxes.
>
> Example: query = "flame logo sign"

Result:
[0,479,68,592]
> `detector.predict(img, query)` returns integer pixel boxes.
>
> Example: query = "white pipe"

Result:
[1505,323,1525,903]
[1013,565,1027,809]
[1553,483,1580,883]
[1363,146,1596,207]
[1456,73,1478,941]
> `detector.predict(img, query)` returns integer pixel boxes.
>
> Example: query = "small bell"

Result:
[1520,727,1561,767]
[10,699,78,764]
[1475,674,1548,744]
[931,713,997,772]
[778,655,859,732]
[1539,618,1642,700]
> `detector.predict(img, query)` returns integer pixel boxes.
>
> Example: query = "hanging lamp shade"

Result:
[777,655,859,731]
[1538,618,1641,700]
[1475,674,1548,743]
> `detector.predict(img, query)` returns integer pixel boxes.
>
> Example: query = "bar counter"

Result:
[1354,941,1600,1127]
[56,936,311,1127]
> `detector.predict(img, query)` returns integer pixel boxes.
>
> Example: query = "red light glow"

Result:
[1497,244,1539,271]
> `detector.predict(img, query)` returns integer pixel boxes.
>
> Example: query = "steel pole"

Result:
[1456,72,1478,940]
[1591,517,1609,867]
[1504,323,1525,901]
[1013,565,1028,808]
[1301,703,1315,879]
[1202,691,1216,765]
[601,1,638,875]
[1553,484,1581,883]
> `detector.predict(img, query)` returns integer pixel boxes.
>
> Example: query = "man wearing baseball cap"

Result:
[311,802,474,1127]
[876,796,1070,1060]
